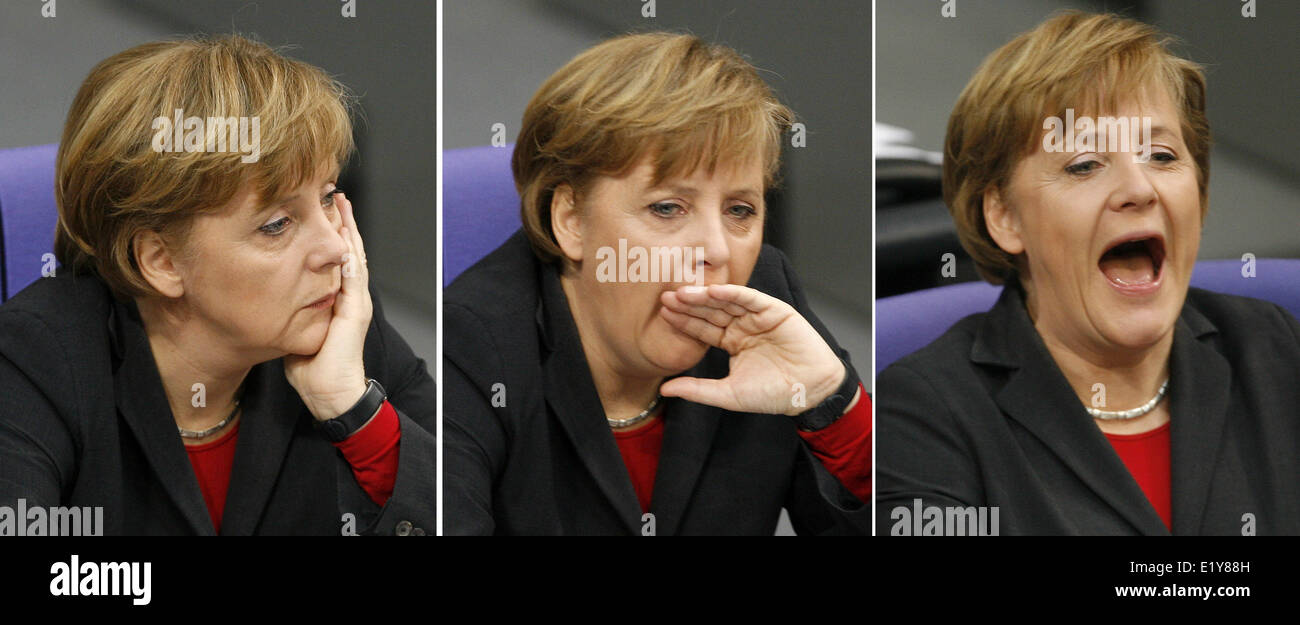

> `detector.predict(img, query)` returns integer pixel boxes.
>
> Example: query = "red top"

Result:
[185,400,402,533]
[184,419,241,532]
[1104,421,1172,531]
[614,384,872,514]
[612,416,667,514]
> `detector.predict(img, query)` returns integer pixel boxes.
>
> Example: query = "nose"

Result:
[692,206,732,282]
[1107,155,1159,213]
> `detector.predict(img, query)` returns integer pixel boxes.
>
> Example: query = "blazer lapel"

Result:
[648,353,725,536]
[1166,303,1231,535]
[538,268,643,533]
[218,359,302,536]
[973,287,1169,535]
[110,301,215,536]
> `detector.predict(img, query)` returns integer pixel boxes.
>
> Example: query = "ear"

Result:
[134,230,185,299]
[982,186,1025,256]
[550,183,584,264]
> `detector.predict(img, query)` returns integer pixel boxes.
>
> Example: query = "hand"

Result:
[284,192,373,422]
[657,283,847,416]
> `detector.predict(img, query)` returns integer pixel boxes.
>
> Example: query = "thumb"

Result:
[660,376,738,411]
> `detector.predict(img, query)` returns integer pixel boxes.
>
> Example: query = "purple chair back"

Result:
[0,144,59,302]
[443,145,521,286]
[876,259,1300,375]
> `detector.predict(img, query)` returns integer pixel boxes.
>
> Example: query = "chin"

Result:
[285,321,330,356]
[644,323,710,374]
[1098,308,1176,350]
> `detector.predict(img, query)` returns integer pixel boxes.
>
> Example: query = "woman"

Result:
[877,12,1300,535]
[444,33,871,536]
[0,36,435,535]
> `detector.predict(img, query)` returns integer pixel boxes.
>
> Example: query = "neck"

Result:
[1022,281,1173,427]
[135,297,253,438]
[1040,328,1172,413]
[559,272,663,421]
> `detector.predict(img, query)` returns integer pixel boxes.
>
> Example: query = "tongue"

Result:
[1100,251,1155,285]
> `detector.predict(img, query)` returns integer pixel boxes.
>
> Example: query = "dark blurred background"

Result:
[444,0,872,385]
[0,0,436,365]
[876,0,1299,297]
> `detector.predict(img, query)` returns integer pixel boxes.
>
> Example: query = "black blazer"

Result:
[877,284,1300,535]
[444,231,868,535]
[0,273,436,535]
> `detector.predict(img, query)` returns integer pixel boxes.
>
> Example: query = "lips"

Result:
[307,291,338,310]
[1099,232,1166,296]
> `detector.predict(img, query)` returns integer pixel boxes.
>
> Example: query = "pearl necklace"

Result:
[1085,379,1169,420]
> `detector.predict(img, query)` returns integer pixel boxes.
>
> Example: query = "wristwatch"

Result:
[317,378,387,442]
[794,360,860,432]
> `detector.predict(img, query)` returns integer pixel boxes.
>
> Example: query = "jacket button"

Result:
[395,520,413,536]
[412,527,426,536]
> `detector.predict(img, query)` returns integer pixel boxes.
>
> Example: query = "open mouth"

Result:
[1099,234,1165,294]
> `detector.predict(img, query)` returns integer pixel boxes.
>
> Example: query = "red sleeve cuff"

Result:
[797,384,871,502]
[332,400,402,506]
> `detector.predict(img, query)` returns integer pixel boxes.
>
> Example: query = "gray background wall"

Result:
[877,0,1300,265]
[0,0,436,366]
[445,0,872,385]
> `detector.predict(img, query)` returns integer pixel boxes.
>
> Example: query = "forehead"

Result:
[239,162,340,213]
[617,152,765,191]
[1026,85,1186,159]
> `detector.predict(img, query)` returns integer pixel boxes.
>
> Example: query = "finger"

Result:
[673,285,751,317]
[661,291,736,328]
[343,194,370,274]
[659,306,725,348]
[334,230,373,331]
[339,227,360,296]
[660,376,740,411]
[703,283,778,315]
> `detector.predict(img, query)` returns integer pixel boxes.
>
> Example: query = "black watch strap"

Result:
[794,360,860,432]
[318,378,387,442]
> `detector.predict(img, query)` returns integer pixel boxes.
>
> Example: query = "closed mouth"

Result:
[307,292,337,309]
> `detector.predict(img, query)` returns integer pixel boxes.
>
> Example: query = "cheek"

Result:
[1024,200,1089,269]
[1160,176,1202,255]
[727,234,764,284]
[189,247,300,329]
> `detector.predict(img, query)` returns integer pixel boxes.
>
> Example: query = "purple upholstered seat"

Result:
[0,143,59,302]
[442,144,521,286]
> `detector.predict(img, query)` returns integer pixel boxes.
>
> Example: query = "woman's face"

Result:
[557,155,766,377]
[170,166,349,360]
[987,88,1202,357]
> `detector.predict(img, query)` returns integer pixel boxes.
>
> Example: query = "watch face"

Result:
[323,419,350,442]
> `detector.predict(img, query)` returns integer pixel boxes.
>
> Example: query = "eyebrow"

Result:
[649,184,764,202]
[252,167,342,214]
[1148,125,1180,142]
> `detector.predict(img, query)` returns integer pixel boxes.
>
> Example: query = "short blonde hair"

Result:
[55,35,355,299]
[512,32,794,263]
[943,11,1211,284]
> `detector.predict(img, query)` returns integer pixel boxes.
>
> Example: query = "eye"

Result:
[1065,159,1101,176]
[728,204,757,219]
[322,187,342,209]
[259,216,292,236]
[649,202,683,218]
[1150,151,1177,163]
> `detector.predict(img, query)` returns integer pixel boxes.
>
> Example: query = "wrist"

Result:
[792,359,859,432]
[785,360,847,417]
[308,378,370,422]
[316,378,388,442]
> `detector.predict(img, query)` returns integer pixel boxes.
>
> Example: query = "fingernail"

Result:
[682,286,706,294]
